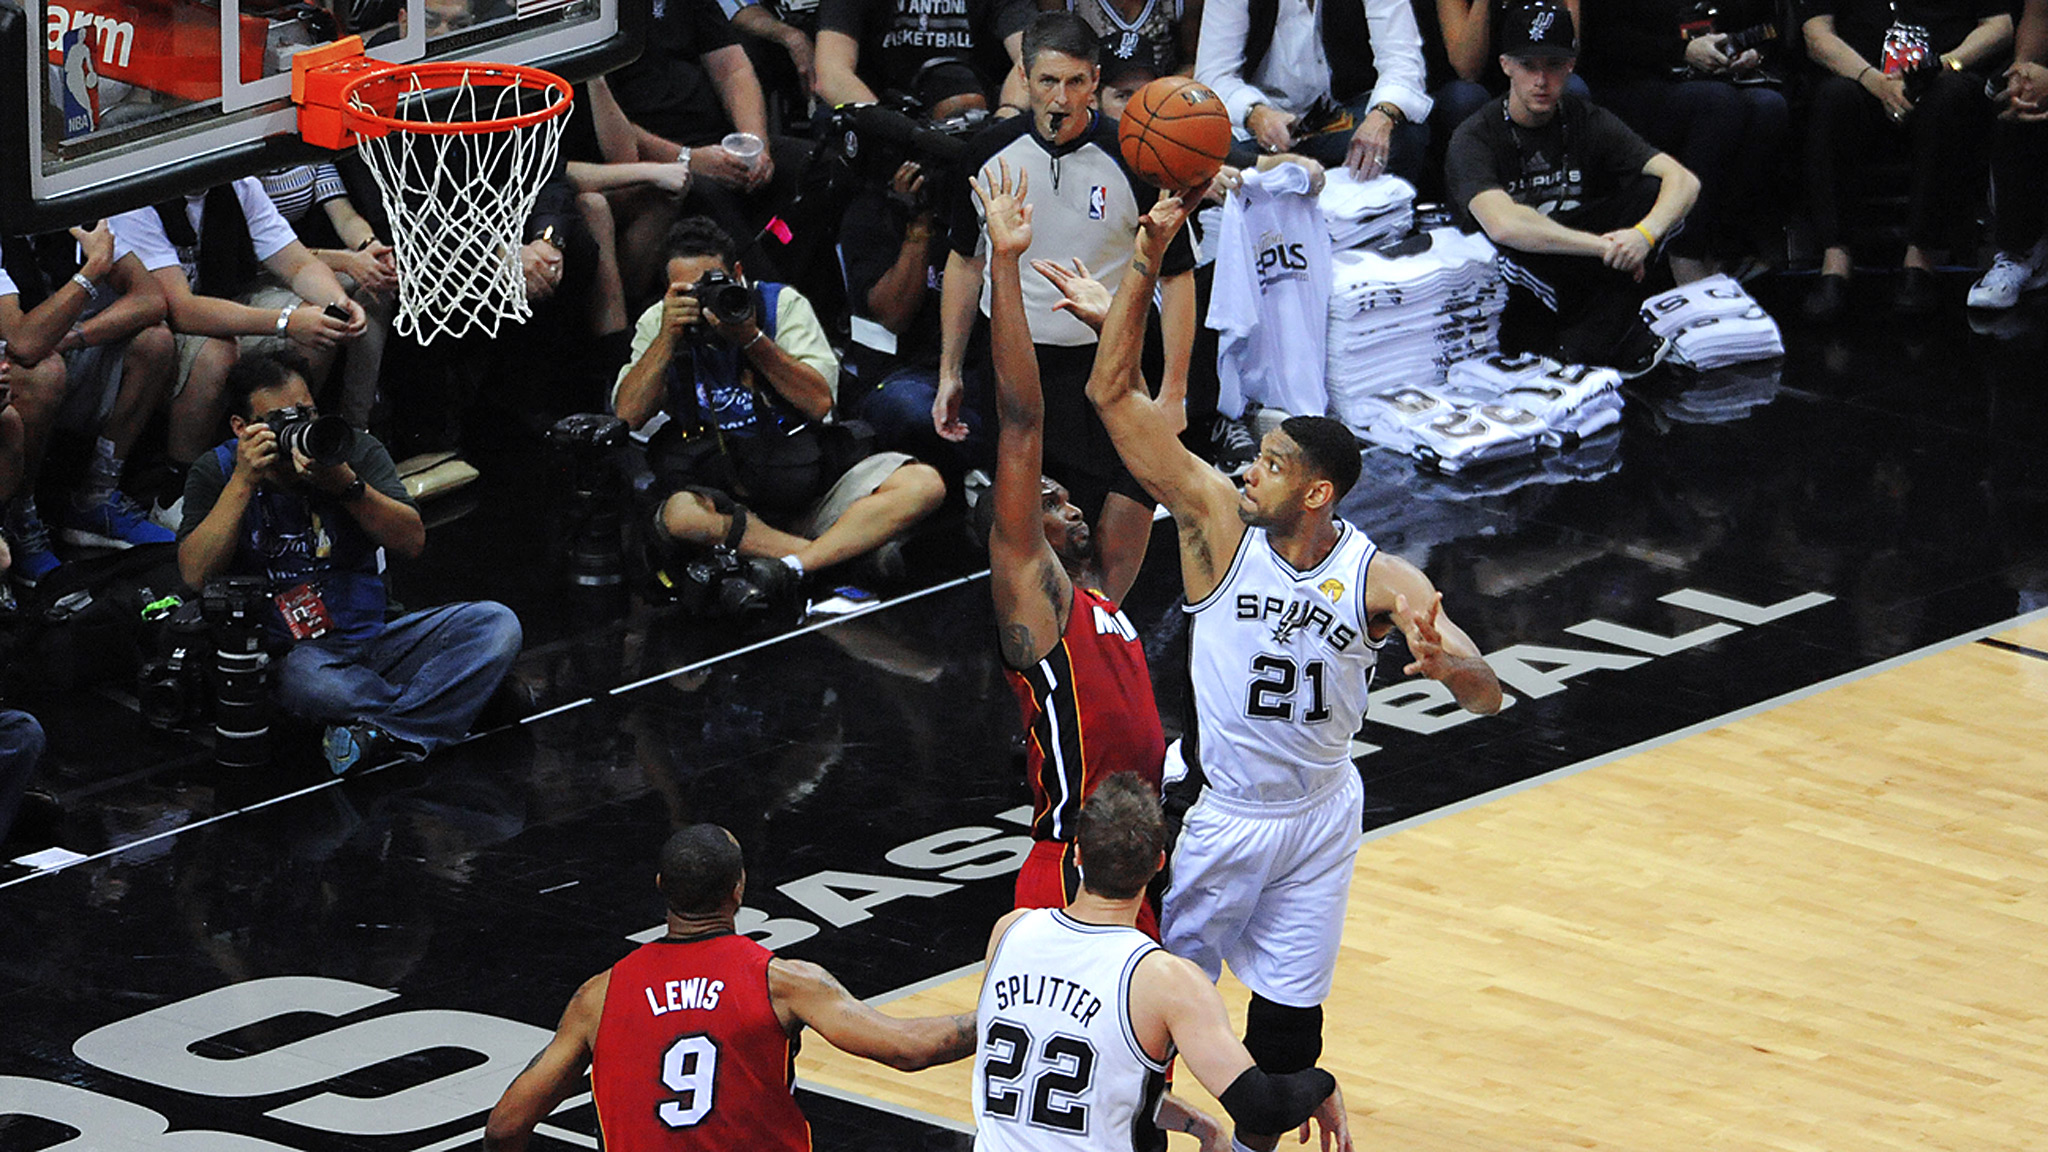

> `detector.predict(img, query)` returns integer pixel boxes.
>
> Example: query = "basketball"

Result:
[1117,77,1232,192]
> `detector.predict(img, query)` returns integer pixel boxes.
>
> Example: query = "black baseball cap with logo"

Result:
[1500,2,1578,59]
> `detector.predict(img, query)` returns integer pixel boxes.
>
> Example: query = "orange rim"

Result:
[340,61,572,136]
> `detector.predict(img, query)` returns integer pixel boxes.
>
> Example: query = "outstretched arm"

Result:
[484,973,606,1152]
[770,959,976,1071]
[1138,953,1353,1150]
[1368,552,1502,715]
[1080,191,1244,601]
[980,161,1073,670]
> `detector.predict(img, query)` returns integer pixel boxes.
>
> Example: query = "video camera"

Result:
[817,100,989,213]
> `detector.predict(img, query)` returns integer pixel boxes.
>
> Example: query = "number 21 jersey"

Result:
[1183,521,1387,803]
[593,934,810,1151]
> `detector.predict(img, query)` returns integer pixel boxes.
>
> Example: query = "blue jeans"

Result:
[0,709,46,841]
[274,602,522,753]
[849,365,991,483]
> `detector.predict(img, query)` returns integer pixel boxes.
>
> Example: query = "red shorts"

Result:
[1014,839,1159,941]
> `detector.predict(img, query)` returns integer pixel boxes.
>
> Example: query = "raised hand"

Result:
[1033,257,1112,332]
[1136,187,1195,261]
[1396,591,1453,678]
[972,159,1033,259]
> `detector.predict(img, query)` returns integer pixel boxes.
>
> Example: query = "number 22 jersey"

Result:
[592,933,810,1151]
[1182,521,1387,803]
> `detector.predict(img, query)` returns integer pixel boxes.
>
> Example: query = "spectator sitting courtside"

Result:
[1445,2,1700,375]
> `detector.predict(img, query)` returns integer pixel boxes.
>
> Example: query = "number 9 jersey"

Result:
[1182,521,1387,804]
[592,934,811,1151]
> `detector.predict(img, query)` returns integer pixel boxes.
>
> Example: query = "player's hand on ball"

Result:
[972,159,1034,258]
[1035,257,1113,332]
[1397,591,1452,678]
[1137,187,1195,256]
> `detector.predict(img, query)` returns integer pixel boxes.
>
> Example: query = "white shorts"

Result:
[1159,753,1362,1008]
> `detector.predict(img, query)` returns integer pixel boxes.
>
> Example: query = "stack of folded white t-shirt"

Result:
[1445,352,1625,442]
[1324,228,1507,425]
[1639,274,1783,369]
[1343,352,1622,473]
[1318,170,1416,249]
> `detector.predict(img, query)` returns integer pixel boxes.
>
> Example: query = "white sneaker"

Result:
[148,496,184,534]
[1967,238,2048,310]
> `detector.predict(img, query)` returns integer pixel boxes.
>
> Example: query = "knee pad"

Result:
[1243,995,1322,1074]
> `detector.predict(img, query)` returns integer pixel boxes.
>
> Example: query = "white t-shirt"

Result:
[1209,162,1332,419]
[109,177,301,285]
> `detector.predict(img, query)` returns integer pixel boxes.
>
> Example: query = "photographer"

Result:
[838,64,992,477]
[175,352,522,776]
[613,217,944,591]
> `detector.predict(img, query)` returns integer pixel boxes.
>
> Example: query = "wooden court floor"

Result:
[799,617,2048,1150]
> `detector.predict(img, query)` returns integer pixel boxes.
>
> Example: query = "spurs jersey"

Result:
[592,934,810,1152]
[1007,584,1166,843]
[973,909,1168,1152]
[1182,521,1386,802]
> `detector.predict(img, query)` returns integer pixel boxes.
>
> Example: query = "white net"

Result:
[350,68,569,344]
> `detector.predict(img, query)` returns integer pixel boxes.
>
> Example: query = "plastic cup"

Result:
[721,131,765,172]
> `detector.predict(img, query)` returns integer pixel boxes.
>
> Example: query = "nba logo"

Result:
[1088,186,1108,220]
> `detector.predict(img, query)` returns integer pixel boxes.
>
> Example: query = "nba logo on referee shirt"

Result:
[1089,186,1108,219]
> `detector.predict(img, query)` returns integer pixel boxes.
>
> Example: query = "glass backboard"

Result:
[0,0,643,231]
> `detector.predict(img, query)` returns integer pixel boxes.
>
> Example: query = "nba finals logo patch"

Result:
[1319,578,1345,603]
[1089,186,1108,219]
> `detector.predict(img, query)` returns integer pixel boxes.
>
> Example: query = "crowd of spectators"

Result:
[0,0,2045,832]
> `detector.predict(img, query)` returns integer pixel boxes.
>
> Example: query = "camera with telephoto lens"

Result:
[687,269,756,341]
[263,404,355,469]
[204,576,272,770]
[673,546,799,628]
[819,100,985,213]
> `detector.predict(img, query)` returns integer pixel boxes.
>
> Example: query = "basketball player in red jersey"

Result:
[483,825,976,1151]
[976,162,1168,938]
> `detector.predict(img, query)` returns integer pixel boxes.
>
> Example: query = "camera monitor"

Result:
[0,0,647,232]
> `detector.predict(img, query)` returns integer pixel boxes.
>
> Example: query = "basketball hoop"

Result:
[294,38,573,344]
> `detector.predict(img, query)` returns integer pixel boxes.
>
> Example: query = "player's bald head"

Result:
[657,824,744,915]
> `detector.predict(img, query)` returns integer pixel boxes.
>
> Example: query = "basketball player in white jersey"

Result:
[1053,188,1502,1151]
[974,772,1352,1152]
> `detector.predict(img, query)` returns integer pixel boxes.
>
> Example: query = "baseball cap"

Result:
[1500,2,1577,59]
[1097,31,1168,87]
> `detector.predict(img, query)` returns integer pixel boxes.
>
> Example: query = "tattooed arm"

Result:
[484,972,607,1151]
[1082,190,1247,604]
[979,162,1075,669]
[770,958,977,1070]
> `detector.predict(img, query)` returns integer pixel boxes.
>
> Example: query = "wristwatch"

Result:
[1371,102,1406,125]
[340,477,368,503]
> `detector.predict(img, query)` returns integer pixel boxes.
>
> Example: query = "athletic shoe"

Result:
[147,495,184,535]
[1209,413,1258,478]
[1611,328,1672,381]
[58,491,177,549]
[323,723,398,777]
[2,512,61,587]
[1802,274,1850,323]
[1893,266,1940,316]
[1967,239,2048,310]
